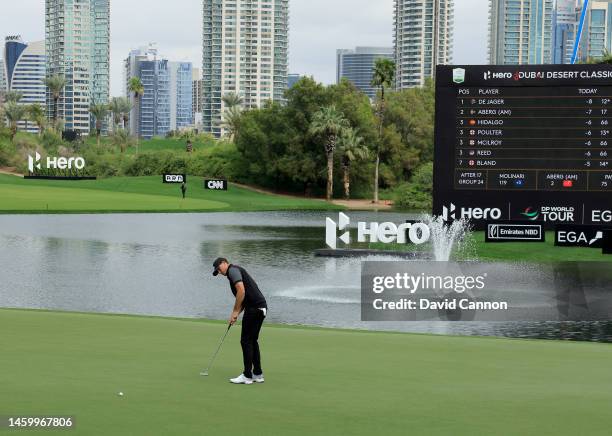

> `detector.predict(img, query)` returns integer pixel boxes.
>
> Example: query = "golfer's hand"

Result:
[229,312,239,325]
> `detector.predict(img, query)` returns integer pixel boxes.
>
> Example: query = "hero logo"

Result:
[28,152,85,173]
[442,202,502,222]
[592,210,612,223]
[483,71,512,80]
[325,213,430,249]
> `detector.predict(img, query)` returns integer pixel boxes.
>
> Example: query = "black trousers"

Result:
[241,307,265,378]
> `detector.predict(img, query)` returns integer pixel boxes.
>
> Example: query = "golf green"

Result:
[0,174,341,213]
[1,309,611,435]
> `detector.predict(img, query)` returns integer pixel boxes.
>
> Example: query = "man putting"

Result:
[213,257,267,385]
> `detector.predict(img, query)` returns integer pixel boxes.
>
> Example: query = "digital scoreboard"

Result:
[434,65,612,228]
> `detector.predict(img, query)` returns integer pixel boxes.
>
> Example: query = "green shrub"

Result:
[392,163,433,211]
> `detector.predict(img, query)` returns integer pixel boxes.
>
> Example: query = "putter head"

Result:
[200,371,209,377]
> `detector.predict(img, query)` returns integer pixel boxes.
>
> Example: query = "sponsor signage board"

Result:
[163,174,186,184]
[485,221,545,242]
[555,224,608,248]
[603,230,612,255]
[434,64,612,229]
[204,179,228,190]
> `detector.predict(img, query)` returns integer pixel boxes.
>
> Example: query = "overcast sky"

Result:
[0,0,489,96]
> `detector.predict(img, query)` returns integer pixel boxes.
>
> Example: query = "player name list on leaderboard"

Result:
[455,86,612,192]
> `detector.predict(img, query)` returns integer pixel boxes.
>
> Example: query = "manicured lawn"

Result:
[1,309,611,435]
[0,174,341,213]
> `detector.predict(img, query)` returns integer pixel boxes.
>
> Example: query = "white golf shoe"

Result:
[229,374,253,385]
[253,374,264,383]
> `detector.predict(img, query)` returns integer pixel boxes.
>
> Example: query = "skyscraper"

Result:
[0,58,6,93]
[202,0,289,137]
[124,46,170,139]
[553,0,579,64]
[488,0,554,65]
[3,36,46,133]
[192,68,204,130]
[577,0,612,61]
[169,62,194,131]
[45,0,110,134]
[394,0,454,89]
[337,47,394,99]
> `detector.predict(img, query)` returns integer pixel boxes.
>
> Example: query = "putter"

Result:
[200,323,232,376]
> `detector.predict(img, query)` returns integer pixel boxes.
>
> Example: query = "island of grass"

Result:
[1,308,611,436]
[0,174,342,213]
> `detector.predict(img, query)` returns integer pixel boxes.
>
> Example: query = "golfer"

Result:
[212,257,267,385]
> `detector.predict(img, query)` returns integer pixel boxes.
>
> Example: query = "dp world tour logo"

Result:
[326,212,351,249]
[28,152,42,172]
[522,207,539,221]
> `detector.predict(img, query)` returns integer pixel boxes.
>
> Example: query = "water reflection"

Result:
[0,212,610,343]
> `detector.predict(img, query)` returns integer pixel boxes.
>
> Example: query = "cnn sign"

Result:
[205,179,228,191]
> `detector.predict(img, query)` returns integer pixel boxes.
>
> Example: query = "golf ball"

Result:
[118,392,124,397]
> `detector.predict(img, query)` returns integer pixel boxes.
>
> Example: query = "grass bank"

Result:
[0,174,341,213]
[1,308,611,435]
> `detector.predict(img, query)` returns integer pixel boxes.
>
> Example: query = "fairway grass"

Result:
[1,309,611,435]
[0,174,341,213]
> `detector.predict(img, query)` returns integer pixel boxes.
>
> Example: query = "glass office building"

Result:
[124,46,171,139]
[45,0,110,134]
[336,47,394,99]
[169,62,194,131]
[202,0,289,137]
[3,37,46,133]
[394,0,454,89]
[488,0,554,64]
[553,0,579,64]
[576,1,612,61]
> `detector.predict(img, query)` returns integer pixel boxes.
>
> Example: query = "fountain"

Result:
[421,215,472,261]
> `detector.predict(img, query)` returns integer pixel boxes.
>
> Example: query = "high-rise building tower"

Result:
[337,47,394,99]
[202,0,289,137]
[553,0,580,64]
[169,62,194,131]
[3,37,46,133]
[577,0,612,62]
[192,67,204,130]
[488,0,554,65]
[0,58,6,93]
[124,46,171,139]
[45,0,110,134]
[394,0,454,89]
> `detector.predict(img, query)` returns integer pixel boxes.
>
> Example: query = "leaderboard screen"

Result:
[434,65,612,228]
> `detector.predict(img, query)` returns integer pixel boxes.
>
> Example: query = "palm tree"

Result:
[371,58,395,204]
[338,128,369,200]
[45,75,66,128]
[119,97,133,134]
[309,105,349,201]
[90,103,109,146]
[4,91,23,104]
[4,102,27,140]
[128,77,144,149]
[28,104,46,135]
[221,106,242,141]
[109,97,124,131]
[589,49,612,64]
[222,92,243,109]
